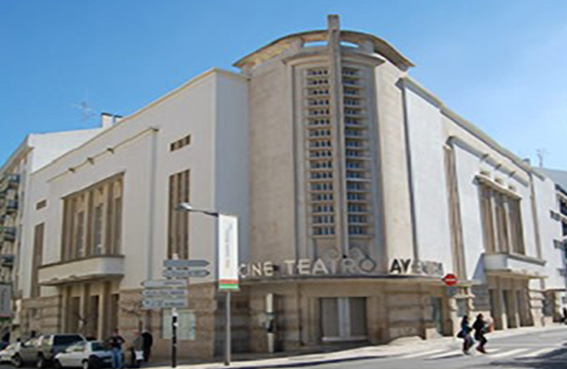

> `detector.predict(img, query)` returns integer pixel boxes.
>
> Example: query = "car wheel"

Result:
[12,355,22,368]
[53,360,62,369]
[82,360,90,369]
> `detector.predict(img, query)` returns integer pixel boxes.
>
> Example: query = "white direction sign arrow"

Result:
[141,299,188,309]
[162,269,210,278]
[142,289,189,297]
[164,259,210,268]
[141,279,188,288]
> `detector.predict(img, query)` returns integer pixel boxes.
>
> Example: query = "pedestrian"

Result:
[472,313,488,353]
[562,307,567,324]
[130,331,143,368]
[458,315,474,354]
[141,330,153,362]
[107,329,126,369]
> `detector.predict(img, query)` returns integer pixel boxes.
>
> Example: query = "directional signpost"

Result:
[141,259,210,368]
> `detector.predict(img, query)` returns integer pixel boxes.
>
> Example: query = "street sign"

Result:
[142,279,188,288]
[142,289,189,297]
[163,269,210,278]
[141,299,188,309]
[164,259,210,268]
[443,273,458,287]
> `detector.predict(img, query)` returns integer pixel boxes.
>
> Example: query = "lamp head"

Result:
[176,202,193,212]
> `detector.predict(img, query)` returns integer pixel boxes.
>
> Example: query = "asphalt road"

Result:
[1,327,566,369]
[309,327,567,369]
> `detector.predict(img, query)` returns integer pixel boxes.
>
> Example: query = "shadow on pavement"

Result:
[486,346,567,369]
[207,355,386,369]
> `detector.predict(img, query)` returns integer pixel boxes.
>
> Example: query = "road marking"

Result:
[489,348,529,358]
[520,348,556,358]
[428,350,460,359]
[401,349,445,358]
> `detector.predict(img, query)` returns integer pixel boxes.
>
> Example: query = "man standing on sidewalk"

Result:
[473,314,488,353]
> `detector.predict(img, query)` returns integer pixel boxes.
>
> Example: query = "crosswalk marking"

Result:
[489,348,529,358]
[428,350,461,359]
[396,346,561,361]
[401,349,445,358]
[519,348,556,358]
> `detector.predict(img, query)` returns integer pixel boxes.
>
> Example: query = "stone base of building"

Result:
[15,276,546,359]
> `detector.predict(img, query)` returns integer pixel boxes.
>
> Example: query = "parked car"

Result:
[0,343,17,363]
[54,341,112,369]
[35,334,87,368]
[12,338,40,367]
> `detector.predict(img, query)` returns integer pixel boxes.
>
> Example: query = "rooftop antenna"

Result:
[536,149,547,167]
[71,91,98,126]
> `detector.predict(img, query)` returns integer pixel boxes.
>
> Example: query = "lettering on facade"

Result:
[388,258,444,277]
[239,248,378,278]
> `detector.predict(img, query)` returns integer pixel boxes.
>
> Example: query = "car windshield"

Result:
[90,342,106,352]
[54,336,83,346]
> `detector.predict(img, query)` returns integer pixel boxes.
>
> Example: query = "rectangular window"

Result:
[170,135,191,152]
[479,183,524,255]
[61,174,123,261]
[93,205,103,255]
[31,223,44,298]
[168,170,190,259]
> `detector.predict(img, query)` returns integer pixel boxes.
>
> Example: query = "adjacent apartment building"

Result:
[5,15,567,359]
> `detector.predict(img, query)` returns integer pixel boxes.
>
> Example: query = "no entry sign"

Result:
[443,273,458,286]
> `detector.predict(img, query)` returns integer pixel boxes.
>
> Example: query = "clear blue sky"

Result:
[1,0,566,169]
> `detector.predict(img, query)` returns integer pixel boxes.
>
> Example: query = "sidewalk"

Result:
[147,324,567,369]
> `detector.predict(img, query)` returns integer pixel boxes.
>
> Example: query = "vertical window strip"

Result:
[31,223,44,298]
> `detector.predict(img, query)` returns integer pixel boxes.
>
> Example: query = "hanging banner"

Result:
[218,214,239,291]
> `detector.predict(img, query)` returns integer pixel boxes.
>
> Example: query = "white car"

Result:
[0,343,17,363]
[54,341,113,369]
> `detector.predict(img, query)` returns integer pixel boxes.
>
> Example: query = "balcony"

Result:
[1,255,14,268]
[0,226,16,242]
[483,253,546,278]
[38,255,124,286]
[0,175,20,192]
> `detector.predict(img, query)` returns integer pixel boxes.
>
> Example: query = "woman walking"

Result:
[472,314,488,353]
[459,315,474,354]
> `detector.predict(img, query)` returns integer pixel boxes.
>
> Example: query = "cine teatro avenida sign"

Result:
[238,248,444,279]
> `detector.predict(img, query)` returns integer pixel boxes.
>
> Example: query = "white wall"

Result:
[20,69,249,299]
[403,86,454,272]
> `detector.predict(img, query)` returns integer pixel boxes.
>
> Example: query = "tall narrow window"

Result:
[93,205,103,255]
[480,186,495,253]
[494,193,509,253]
[31,223,44,298]
[168,170,190,259]
[508,199,525,254]
[113,196,122,254]
[75,211,85,258]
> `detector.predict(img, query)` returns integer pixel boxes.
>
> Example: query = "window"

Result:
[36,200,47,210]
[31,223,44,298]
[170,135,191,152]
[479,184,525,254]
[61,174,123,261]
[168,169,190,259]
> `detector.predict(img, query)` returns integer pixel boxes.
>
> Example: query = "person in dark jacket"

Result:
[141,331,153,362]
[459,315,474,354]
[472,314,488,353]
[107,329,126,369]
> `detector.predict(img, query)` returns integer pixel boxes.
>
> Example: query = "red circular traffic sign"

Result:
[443,273,458,286]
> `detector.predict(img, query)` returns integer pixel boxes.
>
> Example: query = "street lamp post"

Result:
[176,202,235,366]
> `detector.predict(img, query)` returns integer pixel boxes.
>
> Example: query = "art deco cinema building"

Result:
[239,15,564,349]
[12,15,566,358]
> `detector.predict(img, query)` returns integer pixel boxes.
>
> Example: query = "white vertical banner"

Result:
[218,214,239,291]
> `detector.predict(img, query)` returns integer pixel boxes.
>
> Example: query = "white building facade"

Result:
[6,15,567,359]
